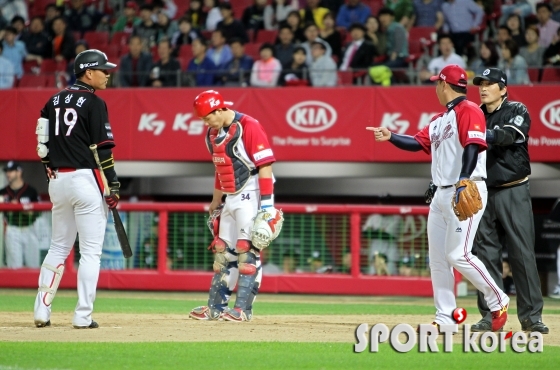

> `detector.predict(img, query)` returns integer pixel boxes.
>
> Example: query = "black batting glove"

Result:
[105,181,120,209]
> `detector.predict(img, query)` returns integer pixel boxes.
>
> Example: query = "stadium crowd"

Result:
[1,0,560,88]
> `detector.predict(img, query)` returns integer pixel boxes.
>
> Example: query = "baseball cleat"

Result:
[189,306,222,321]
[416,322,440,334]
[491,304,508,332]
[521,320,549,334]
[35,320,51,328]
[470,319,493,332]
[549,285,560,299]
[222,307,249,322]
[73,320,99,329]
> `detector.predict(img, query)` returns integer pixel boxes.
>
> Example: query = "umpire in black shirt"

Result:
[472,68,548,334]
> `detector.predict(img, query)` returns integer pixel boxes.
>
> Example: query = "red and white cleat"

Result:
[491,304,508,332]
[222,307,250,322]
[189,306,222,321]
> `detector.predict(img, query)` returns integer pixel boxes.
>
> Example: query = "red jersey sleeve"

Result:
[414,123,432,154]
[239,115,276,167]
[455,102,487,151]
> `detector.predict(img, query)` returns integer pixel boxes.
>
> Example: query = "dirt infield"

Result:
[2,312,560,345]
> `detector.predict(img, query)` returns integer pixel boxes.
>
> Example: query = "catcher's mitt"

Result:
[452,179,483,221]
[251,208,284,250]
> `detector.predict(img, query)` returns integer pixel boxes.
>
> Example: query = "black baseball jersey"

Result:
[0,183,40,226]
[40,81,115,169]
[481,99,531,187]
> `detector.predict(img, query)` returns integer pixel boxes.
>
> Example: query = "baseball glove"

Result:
[251,208,284,250]
[452,179,483,221]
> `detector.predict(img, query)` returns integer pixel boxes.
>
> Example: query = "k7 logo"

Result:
[138,113,204,136]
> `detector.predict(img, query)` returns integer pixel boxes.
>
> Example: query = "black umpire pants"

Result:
[473,182,544,325]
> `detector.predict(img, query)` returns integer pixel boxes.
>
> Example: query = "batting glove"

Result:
[105,182,120,209]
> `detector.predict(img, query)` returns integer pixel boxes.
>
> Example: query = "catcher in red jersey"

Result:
[189,90,283,322]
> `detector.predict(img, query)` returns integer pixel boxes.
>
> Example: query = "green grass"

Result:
[0,343,558,370]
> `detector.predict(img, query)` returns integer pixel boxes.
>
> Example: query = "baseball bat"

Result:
[89,144,133,259]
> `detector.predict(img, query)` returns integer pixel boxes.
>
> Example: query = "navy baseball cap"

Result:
[473,68,507,86]
[3,161,22,172]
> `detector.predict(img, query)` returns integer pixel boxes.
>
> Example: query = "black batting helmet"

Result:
[74,49,117,75]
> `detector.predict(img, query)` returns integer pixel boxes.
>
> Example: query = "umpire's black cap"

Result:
[3,161,22,172]
[74,49,117,75]
[473,68,507,86]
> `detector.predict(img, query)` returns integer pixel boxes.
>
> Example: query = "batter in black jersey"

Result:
[471,68,549,334]
[34,50,120,330]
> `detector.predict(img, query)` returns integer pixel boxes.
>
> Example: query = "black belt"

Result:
[439,177,485,189]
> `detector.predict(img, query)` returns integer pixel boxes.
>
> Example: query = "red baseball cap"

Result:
[429,64,468,88]
[125,1,138,10]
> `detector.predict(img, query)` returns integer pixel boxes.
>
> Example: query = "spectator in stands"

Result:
[152,0,178,21]
[279,46,309,86]
[242,0,268,34]
[172,17,202,56]
[536,2,560,48]
[441,0,484,56]
[0,10,7,31]
[0,0,27,23]
[413,0,444,29]
[520,26,545,67]
[419,34,465,82]
[300,0,330,30]
[301,22,332,65]
[544,27,560,66]
[469,40,499,75]
[500,0,533,28]
[386,0,415,29]
[65,40,88,86]
[321,0,345,14]
[185,0,206,30]
[340,23,376,71]
[0,42,14,89]
[250,42,282,86]
[44,4,63,38]
[365,16,387,57]
[217,3,248,43]
[50,17,75,62]
[134,4,160,49]
[220,38,254,86]
[336,0,371,30]
[309,40,337,86]
[274,25,296,66]
[497,25,512,52]
[264,0,296,30]
[157,12,178,42]
[21,17,51,59]
[499,39,530,84]
[207,29,232,71]
[2,26,25,79]
[112,1,140,34]
[507,13,527,48]
[378,8,408,69]
[151,39,181,87]
[280,10,305,43]
[552,0,560,23]
[319,13,342,62]
[186,37,216,86]
[204,0,222,32]
[119,35,153,87]
[65,0,101,35]
[9,15,24,40]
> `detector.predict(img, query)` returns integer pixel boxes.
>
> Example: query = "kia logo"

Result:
[540,100,560,132]
[286,101,337,133]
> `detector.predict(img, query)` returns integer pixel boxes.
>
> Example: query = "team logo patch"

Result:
[79,62,99,69]
[483,69,490,76]
[468,131,485,139]
[254,148,273,161]
[513,115,524,126]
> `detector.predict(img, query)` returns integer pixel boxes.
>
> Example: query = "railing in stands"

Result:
[0,202,451,296]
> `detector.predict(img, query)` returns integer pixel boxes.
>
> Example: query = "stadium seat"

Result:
[40,59,67,74]
[111,31,131,46]
[23,60,40,74]
[231,0,253,21]
[179,45,194,60]
[363,0,384,17]
[409,27,436,45]
[541,67,560,83]
[18,75,48,88]
[244,43,263,60]
[84,31,110,49]
[256,30,278,44]
[176,57,189,71]
[337,71,353,85]
[528,68,541,83]
[105,44,120,60]
[119,45,130,58]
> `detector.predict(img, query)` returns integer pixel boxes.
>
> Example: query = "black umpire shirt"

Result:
[0,184,39,226]
[40,81,115,169]
[481,98,531,187]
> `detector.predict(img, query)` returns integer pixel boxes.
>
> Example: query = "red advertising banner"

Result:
[1,86,559,162]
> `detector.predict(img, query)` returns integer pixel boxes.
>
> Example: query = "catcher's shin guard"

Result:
[228,245,262,321]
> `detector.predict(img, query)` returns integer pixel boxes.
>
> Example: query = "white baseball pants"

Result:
[34,169,108,327]
[428,181,509,324]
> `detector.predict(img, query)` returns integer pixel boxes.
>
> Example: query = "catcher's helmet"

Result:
[193,90,232,117]
[74,49,117,75]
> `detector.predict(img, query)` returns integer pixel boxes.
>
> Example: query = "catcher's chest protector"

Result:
[206,122,253,194]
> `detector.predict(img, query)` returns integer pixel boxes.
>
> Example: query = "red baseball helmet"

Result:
[193,90,232,117]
